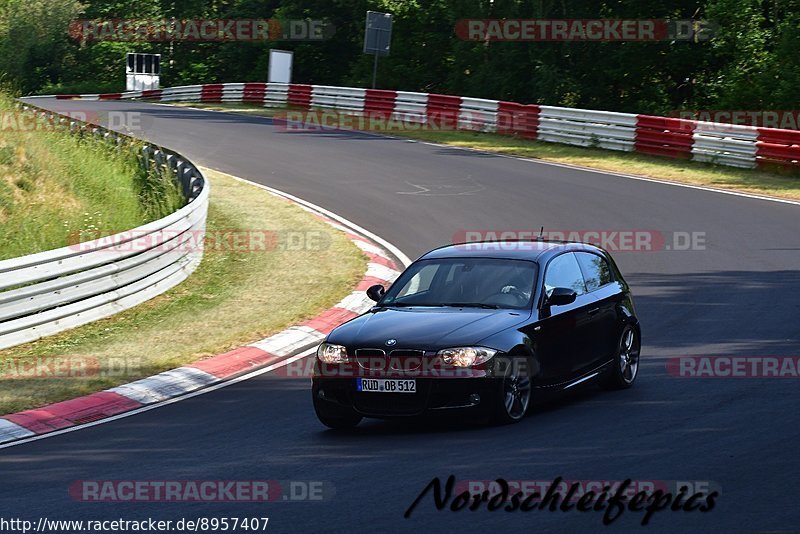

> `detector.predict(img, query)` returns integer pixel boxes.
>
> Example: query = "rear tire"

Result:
[492,355,533,425]
[602,324,640,390]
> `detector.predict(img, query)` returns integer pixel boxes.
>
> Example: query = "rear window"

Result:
[575,252,614,292]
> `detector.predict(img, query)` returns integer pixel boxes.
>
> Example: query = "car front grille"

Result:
[351,348,432,415]
[355,349,386,370]
[388,349,425,358]
[354,349,427,371]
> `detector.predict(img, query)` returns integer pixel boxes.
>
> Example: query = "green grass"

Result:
[0,168,366,414]
[178,101,800,202]
[0,95,183,259]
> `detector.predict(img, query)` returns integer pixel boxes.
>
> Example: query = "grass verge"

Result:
[0,95,183,260]
[177,101,800,202]
[0,168,366,414]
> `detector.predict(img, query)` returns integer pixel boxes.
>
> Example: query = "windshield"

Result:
[380,258,537,310]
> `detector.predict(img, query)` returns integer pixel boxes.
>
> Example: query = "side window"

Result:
[544,253,587,296]
[575,252,613,292]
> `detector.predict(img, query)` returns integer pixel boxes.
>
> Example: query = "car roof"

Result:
[419,240,607,263]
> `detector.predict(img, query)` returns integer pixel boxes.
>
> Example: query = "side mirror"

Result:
[547,287,577,307]
[366,284,385,302]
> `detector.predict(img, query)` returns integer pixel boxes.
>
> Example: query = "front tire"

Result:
[492,355,533,425]
[602,324,640,390]
[314,399,362,429]
[316,412,362,429]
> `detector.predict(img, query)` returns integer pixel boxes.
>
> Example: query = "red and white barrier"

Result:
[497,102,540,138]
[287,83,312,109]
[541,106,637,151]
[39,83,800,171]
[241,82,266,105]
[426,93,462,130]
[757,128,800,169]
[392,90,428,123]
[264,83,289,107]
[311,85,365,113]
[692,122,759,169]
[458,97,500,132]
[635,116,695,159]
[364,89,397,119]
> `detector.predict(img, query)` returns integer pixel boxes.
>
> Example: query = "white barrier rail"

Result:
[0,103,209,350]
[36,82,800,173]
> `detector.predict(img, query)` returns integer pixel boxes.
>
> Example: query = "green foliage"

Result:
[0,95,184,258]
[0,0,84,94]
[0,0,798,113]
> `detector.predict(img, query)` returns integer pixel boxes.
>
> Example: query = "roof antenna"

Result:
[537,226,544,240]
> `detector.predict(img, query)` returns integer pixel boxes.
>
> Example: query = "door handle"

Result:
[587,307,601,316]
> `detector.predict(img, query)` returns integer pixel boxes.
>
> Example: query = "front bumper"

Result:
[312,375,499,419]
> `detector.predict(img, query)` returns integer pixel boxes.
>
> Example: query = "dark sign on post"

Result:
[364,11,393,55]
[364,11,393,88]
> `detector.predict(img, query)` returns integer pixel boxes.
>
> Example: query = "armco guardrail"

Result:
[0,103,209,350]
[35,83,800,170]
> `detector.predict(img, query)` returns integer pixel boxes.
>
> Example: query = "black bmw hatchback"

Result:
[312,241,641,428]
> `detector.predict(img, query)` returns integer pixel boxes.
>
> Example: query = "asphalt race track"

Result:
[4,98,800,532]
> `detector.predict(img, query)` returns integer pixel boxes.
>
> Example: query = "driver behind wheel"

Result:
[486,267,533,307]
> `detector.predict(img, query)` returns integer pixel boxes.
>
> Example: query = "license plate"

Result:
[357,378,416,393]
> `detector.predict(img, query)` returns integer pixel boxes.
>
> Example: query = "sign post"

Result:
[363,11,392,89]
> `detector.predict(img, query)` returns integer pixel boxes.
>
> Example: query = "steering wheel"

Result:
[484,286,528,306]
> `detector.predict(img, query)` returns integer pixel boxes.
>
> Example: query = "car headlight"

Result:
[437,347,497,367]
[317,343,349,363]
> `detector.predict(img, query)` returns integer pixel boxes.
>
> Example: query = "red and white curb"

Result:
[0,184,406,445]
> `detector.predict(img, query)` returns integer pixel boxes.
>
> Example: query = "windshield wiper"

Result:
[380,302,443,307]
[380,302,499,309]
[441,302,499,309]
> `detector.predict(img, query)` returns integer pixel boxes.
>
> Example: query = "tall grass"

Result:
[134,150,186,222]
[0,95,184,260]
